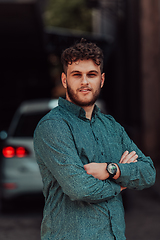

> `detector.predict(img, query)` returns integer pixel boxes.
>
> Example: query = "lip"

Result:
[79,88,91,92]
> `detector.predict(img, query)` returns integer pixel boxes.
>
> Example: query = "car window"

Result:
[13,111,49,137]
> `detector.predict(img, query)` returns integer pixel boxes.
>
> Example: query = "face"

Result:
[61,59,105,108]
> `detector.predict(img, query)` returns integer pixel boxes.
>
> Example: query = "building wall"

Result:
[102,0,160,164]
[140,0,160,163]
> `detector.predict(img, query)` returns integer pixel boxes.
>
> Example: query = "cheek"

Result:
[69,81,79,90]
[66,81,77,92]
[93,81,102,90]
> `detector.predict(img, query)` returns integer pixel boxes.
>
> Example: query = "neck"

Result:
[65,93,95,120]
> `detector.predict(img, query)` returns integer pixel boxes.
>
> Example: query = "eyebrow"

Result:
[70,71,81,74]
[70,70,99,74]
[88,70,99,74]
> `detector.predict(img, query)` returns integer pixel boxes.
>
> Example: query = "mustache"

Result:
[77,86,92,91]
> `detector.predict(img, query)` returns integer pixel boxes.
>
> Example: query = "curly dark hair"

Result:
[61,38,104,74]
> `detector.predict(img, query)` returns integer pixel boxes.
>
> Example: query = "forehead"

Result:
[67,59,101,74]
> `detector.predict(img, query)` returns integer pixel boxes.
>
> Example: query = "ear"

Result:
[61,72,67,89]
[101,73,105,88]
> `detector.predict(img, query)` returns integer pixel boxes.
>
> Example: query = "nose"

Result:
[81,74,89,85]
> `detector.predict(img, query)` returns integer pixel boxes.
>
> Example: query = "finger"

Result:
[119,151,129,163]
[132,159,138,163]
[121,186,127,192]
[121,151,137,164]
[122,151,136,163]
[84,164,87,170]
[127,154,138,163]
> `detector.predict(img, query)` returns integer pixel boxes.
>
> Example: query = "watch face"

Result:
[108,163,117,175]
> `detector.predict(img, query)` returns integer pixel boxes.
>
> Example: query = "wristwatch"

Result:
[106,162,117,179]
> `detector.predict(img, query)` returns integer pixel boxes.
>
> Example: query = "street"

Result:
[0,194,43,240]
[125,186,160,240]
[0,170,160,240]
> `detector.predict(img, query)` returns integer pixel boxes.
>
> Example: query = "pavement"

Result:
[125,165,160,240]
[0,167,160,240]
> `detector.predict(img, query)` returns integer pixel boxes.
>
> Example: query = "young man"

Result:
[34,39,156,240]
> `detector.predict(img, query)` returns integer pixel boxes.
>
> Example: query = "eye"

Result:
[73,73,81,77]
[88,73,97,77]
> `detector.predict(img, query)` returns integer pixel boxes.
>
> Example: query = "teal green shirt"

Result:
[34,97,156,240]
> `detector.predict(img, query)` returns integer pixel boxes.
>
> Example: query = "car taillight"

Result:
[2,146,29,158]
[3,183,17,189]
[2,146,15,158]
[16,147,27,158]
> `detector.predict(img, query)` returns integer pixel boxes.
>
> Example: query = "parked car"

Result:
[0,99,58,204]
[0,98,107,209]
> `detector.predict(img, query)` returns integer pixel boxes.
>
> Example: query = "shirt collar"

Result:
[58,97,100,120]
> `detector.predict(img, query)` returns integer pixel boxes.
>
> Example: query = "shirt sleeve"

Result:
[115,125,156,190]
[34,118,121,203]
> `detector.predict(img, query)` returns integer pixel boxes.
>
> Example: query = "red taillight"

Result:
[3,183,17,189]
[2,146,29,158]
[16,147,27,157]
[2,146,15,158]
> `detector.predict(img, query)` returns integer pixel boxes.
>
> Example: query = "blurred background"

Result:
[0,0,160,239]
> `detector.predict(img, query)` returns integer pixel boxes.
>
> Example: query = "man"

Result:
[34,39,156,240]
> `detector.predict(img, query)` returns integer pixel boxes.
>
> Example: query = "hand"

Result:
[119,151,138,164]
[114,151,138,180]
[121,186,127,192]
[84,162,109,180]
[83,151,138,182]
[119,151,138,191]
[84,163,127,192]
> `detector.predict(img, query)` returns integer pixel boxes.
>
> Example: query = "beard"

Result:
[66,83,101,107]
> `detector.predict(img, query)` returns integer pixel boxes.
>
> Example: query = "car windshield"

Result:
[13,111,49,137]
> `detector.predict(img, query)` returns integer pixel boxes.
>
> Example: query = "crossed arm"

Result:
[35,118,156,201]
[84,151,138,191]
